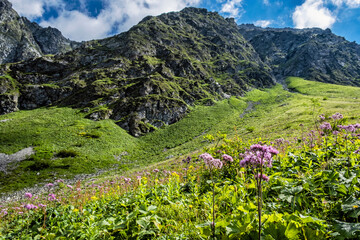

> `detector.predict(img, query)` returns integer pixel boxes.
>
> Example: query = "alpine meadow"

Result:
[1,0,360,239]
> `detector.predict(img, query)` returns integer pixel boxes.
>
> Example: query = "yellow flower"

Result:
[189,205,193,208]
[73,208,79,213]
[91,196,98,201]
[353,205,359,209]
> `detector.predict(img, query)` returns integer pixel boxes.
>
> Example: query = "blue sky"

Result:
[8,0,360,43]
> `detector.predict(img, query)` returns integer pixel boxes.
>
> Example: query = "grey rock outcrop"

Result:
[238,24,360,86]
[0,0,78,64]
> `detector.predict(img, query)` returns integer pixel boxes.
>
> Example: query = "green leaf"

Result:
[285,221,300,240]
[334,220,360,239]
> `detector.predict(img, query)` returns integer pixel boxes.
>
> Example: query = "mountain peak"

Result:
[0,0,12,11]
[0,1,78,64]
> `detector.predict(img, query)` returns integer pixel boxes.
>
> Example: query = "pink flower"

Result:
[240,144,278,168]
[255,173,270,182]
[222,154,234,162]
[67,185,73,189]
[25,193,32,199]
[46,183,54,187]
[153,169,159,173]
[48,194,56,201]
[24,204,38,210]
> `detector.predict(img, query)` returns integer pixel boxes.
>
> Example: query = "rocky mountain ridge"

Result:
[0,0,78,64]
[1,7,275,136]
[1,4,360,136]
[238,24,360,86]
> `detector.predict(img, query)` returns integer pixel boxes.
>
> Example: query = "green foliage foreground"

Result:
[1,113,360,239]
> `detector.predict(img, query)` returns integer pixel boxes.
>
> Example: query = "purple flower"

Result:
[331,113,343,120]
[124,178,131,184]
[38,204,47,208]
[339,125,356,132]
[240,144,278,168]
[48,194,56,201]
[67,185,73,189]
[182,156,192,164]
[46,183,54,187]
[153,169,159,173]
[222,154,234,162]
[136,176,142,180]
[320,122,332,130]
[25,192,32,199]
[199,153,214,166]
[24,204,38,210]
[211,159,223,169]
[199,153,223,169]
[255,173,270,182]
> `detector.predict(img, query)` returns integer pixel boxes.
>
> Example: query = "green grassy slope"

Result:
[1,76,360,193]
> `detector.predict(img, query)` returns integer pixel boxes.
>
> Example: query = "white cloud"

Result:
[263,0,270,6]
[220,0,243,17]
[329,0,360,8]
[254,20,272,28]
[292,0,336,29]
[40,10,112,41]
[10,0,201,41]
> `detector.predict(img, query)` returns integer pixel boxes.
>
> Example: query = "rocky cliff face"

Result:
[238,24,360,86]
[0,0,78,64]
[2,6,360,136]
[1,7,275,136]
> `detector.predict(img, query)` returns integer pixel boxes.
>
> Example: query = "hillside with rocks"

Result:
[1,3,360,136]
[238,24,360,86]
[0,7,275,136]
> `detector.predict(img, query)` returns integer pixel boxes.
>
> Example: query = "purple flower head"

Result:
[255,173,270,182]
[38,204,47,208]
[24,204,38,210]
[153,169,159,173]
[320,122,332,130]
[211,159,223,169]
[332,131,340,135]
[319,114,325,121]
[124,178,131,184]
[182,156,192,164]
[67,185,73,189]
[24,192,32,199]
[46,183,54,187]
[240,144,278,168]
[136,175,142,180]
[199,153,223,169]
[222,154,234,163]
[48,194,56,201]
[340,125,356,133]
[331,113,343,120]
[199,153,214,166]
